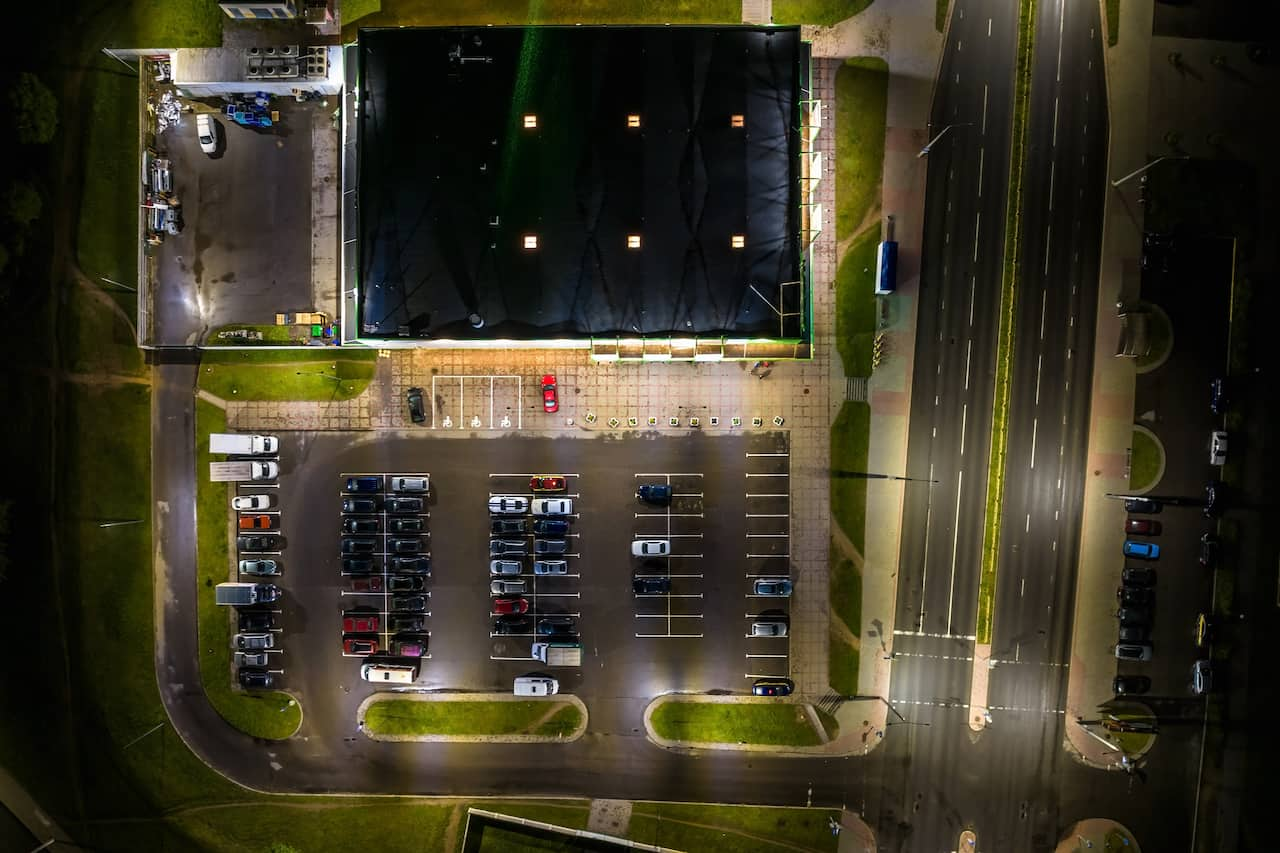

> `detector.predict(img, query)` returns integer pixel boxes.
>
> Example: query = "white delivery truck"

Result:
[361,663,418,684]
[210,461,278,482]
[531,642,582,667]
[215,583,281,606]
[209,433,279,455]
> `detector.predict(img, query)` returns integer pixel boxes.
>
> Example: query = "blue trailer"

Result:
[875,240,898,294]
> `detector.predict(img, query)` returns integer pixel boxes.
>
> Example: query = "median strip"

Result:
[976,0,1038,645]
[360,694,587,742]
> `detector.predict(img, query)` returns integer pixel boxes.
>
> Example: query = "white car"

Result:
[631,539,670,557]
[490,560,522,576]
[489,495,529,515]
[232,494,272,511]
[391,476,429,493]
[514,676,559,696]
[250,461,279,480]
[196,113,217,154]
[750,621,787,637]
[238,559,279,576]
[532,498,573,516]
[1209,430,1227,466]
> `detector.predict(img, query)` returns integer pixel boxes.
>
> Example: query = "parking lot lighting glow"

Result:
[731,234,746,249]
[627,234,641,249]
[731,113,745,128]
[523,114,537,128]
[523,235,538,250]
[627,113,641,128]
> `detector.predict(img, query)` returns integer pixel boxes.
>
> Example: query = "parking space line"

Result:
[634,473,704,478]
[745,533,789,538]
[635,612,704,618]
[635,512,704,518]
[745,473,789,477]
[745,513,788,518]
[745,452,790,457]
[745,653,789,659]
[746,554,790,559]
[746,493,790,498]
[489,473,581,478]
[636,633,704,638]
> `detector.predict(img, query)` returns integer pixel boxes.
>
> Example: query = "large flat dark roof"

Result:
[356,25,806,341]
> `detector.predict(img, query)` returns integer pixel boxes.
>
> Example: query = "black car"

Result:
[407,386,426,424]
[533,519,569,536]
[342,557,375,574]
[393,556,431,575]
[637,484,673,506]
[392,595,428,613]
[389,614,426,632]
[237,534,280,551]
[1121,566,1156,586]
[1118,624,1148,642]
[537,616,576,636]
[342,496,379,513]
[493,615,532,635]
[345,476,381,493]
[341,537,376,554]
[390,538,422,554]
[492,518,527,535]
[1124,497,1161,514]
[388,575,426,593]
[633,576,671,594]
[1112,675,1151,696]
[1209,377,1228,416]
[534,538,567,555]
[386,497,424,514]
[1116,606,1150,626]
[1203,481,1224,518]
[1117,586,1153,607]
[238,609,274,632]
[752,678,794,697]
[390,517,424,534]
[343,517,380,534]
[1199,533,1220,567]
[238,668,274,689]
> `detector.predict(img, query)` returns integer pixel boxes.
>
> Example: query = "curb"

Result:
[357,691,589,744]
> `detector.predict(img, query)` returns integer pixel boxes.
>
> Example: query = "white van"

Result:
[361,663,417,684]
[514,676,559,696]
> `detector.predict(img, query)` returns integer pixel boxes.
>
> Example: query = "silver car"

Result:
[235,651,269,667]
[533,560,568,575]
[238,559,279,576]
[490,559,522,575]
[490,579,527,595]
[750,621,788,638]
[233,633,275,651]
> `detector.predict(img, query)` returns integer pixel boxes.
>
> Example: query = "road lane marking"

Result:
[965,341,972,390]
[973,212,981,262]
[1035,354,1043,404]
[1044,225,1052,275]
[946,469,964,635]
[892,629,977,641]
[981,83,988,133]
[960,404,968,454]
[920,461,935,619]
[1048,161,1055,211]
[988,17,992,36]
[977,147,985,197]
[969,276,976,326]
[1030,419,1038,470]
[1056,0,1066,82]
[1020,577,1025,597]
[1052,96,1059,146]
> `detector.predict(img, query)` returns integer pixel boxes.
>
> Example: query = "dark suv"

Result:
[493,615,532,635]
[1124,497,1161,514]
[633,576,671,594]
[393,556,431,574]
[238,669,274,689]
[342,497,379,513]
[407,386,426,424]
[238,609,274,632]
[533,519,569,536]
[1199,533,1220,567]
[386,497,424,514]
[637,484,673,505]
[345,476,381,493]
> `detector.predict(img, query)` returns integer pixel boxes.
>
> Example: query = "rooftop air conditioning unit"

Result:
[280,44,298,57]
[248,46,262,57]
[264,46,277,56]
[247,63,262,78]
[262,64,278,77]
[280,64,297,77]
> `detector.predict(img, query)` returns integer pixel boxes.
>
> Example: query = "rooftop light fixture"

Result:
[731,114,745,128]
[731,234,745,249]
[523,114,538,129]
[627,234,642,249]
[626,113,641,128]
[523,235,538,250]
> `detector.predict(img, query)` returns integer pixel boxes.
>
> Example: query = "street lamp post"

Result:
[918,123,972,158]
[295,370,342,384]
[1110,154,1189,188]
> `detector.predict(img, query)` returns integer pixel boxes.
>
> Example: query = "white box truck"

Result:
[209,433,279,455]
[210,461,278,482]
[215,583,281,606]
[531,642,582,667]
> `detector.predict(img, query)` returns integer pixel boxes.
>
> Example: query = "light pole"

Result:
[918,123,972,158]
[1110,154,1188,187]
[295,370,343,384]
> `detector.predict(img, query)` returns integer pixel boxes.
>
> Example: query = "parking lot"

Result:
[264,431,792,707]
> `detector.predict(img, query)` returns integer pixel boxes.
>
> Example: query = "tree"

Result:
[8,72,58,145]
[5,181,42,228]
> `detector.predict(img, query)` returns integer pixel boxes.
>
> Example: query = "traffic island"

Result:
[359,693,588,743]
[645,694,842,752]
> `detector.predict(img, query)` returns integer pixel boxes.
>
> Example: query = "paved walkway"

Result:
[1063,0,1154,767]
[0,765,80,851]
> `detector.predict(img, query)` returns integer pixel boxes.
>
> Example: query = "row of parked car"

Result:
[488,479,576,636]
[232,486,283,689]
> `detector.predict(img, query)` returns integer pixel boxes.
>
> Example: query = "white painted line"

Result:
[489,473,581,479]
[981,83,988,133]
[635,473,704,478]
[1056,0,1066,82]
[946,470,964,636]
[1044,225,1052,275]
[746,533,790,538]
[973,212,981,262]
[746,557,790,561]
[1035,354,1043,404]
[964,340,973,390]
[1020,577,1026,597]
[746,452,789,457]
[977,147,984,197]
[988,17,992,36]
[746,513,789,518]
[746,653,789,660]
[636,633,704,638]
[969,275,977,327]
[960,404,968,454]
[920,461,935,616]
[892,629,978,641]
[1048,161,1055,211]
[1052,96,1059,147]
[1030,419,1038,470]
[746,494,790,499]
[635,512,703,518]
[1025,513,1031,532]
[746,472,789,477]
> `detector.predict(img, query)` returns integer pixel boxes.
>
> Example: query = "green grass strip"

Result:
[1105,0,1119,46]
[198,349,377,402]
[976,0,1038,645]
[650,702,825,746]
[364,699,580,736]
[936,0,949,32]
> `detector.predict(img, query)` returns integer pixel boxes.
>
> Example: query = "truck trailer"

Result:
[531,642,582,667]
[210,461,279,482]
[215,583,281,606]
[209,433,279,455]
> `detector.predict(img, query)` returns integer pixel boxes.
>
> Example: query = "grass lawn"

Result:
[650,702,823,746]
[831,402,871,554]
[342,0,382,25]
[61,284,145,377]
[1135,303,1172,370]
[772,0,874,25]
[174,801,456,853]
[196,400,302,740]
[1129,429,1162,492]
[628,803,838,853]
[105,0,224,48]
[936,0,948,31]
[830,552,862,637]
[75,56,139,292]
[835,57,889,242]
[835,229,881,377]
[1105,0,1119,46]
[830,629,859,696]
[364,699,582,737]
[206,324,302,346]
[345,0,740,36]
[198,349,378,402]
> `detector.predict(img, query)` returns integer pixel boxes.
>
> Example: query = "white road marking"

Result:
[1056,0,1066,82]
[1020,577,1026,597]
[1035,354,1043,404]
[982,84,988,133]
[973,212,981,262]
[1052,96,1059,146]
[920,461,935,618]
[1025,512,1031,532]
[946,469,964,635]
[977,147,985,197]
[1048,161,1055,211]
[969,276,977,326]
[988,17,992,36]
[960,404,968,454]
[1039,289,1047,339]
[1030,419,1038,469]
[892,629,977,641]
[965,340,973,390]
[1044,225,1052,275]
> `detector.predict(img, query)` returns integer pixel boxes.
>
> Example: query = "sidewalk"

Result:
[1063,0,1155,767]
[0,765,80,850]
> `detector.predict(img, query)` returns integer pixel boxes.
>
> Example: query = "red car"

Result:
[343,637,379,656]
[238,514,274,530]
[1125,518,1162,535]
[529,475,567,492]
[541,374,558,413]
[348,576,384,594]
[342,613,379,633]
[492,597,529,615]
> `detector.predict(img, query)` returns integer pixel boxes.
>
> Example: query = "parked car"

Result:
[1122,541,1160,560]
[490,495,530,515]
[534,538,568,555]
[492,518,527,535]
[637,484,673,506]
[529,475,567,492]
[532,498,573,516]
[342,496,379,513]
[345,476,382,493]
[492,597,529,615]
[1118,624,1148,642]
[239,514,275,530]
[232,494,272,511]
[390,538,422,554]
[750,621,788,637]
[343,637,379,656]
[343,613,379,633]
[1114,641,1153,661]
[392,636,427,657]
[752,678,794,697]
[490,579,527,595]
[391,477,429,493]
[394,556,431,574]
[341,538,376,554]
[754,578,794,597]
[235,651,269,668]
[348,575,384,593]
[1209,430,1228,466]
[238,609,274,632]
[388,575,426,593]
[1199,533,1220,568]
[1191,659,1212,694]
[1125,518,1161,535]
[238,559,279,576]
[342,557,375,574]
[490,559,522,576]
[490,539,526,555]
[515,675,559,696]
[238,534,280,551]
[493,616,532,635]
[390,517,424,534]
[1124,497,1161,514]
[234,633,274,651]
[1209,377,1228,415]
[1116,606,1150,626]
[534,560,568,576]
[537,616,576,636]
[392,595,428,613]
[1117,586,1153,607]
[1204,480,1224,518]
[1112,675,1151,695]
[406,386,426,424]
[343,517,380,534]
[533,519,569,536]
[1195,613,1213,647]
[631,539,669,557]
[1121,566,1156,586]
[633,576,671,594]
[542,374,558,413]
[389,614,426,632]
[196,113,218,154]
[386,497,423,514]
[238,668,274,689]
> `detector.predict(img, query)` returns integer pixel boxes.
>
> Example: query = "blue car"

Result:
[345,476,381,493]
[754,578,794,597]
[1122,540,1160,560]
